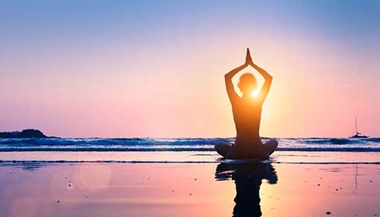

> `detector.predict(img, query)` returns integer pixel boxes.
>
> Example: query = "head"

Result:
[238,73,257,95]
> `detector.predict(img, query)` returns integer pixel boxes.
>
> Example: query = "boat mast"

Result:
[355,117,358,134]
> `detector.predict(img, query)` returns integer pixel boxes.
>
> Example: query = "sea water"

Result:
[0,137,379,164]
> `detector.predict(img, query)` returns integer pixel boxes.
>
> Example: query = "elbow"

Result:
[225,74,231,80]
[267,75,273,82]
[265,76,273,85]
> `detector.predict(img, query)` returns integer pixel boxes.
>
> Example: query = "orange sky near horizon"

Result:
[0,1,379,138]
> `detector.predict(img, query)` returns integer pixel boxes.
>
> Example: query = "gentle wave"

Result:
[0,147,379,152]
[0,137,379,152]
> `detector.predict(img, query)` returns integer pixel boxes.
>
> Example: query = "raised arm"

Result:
[225,62,248,103]
[246,49,273,103]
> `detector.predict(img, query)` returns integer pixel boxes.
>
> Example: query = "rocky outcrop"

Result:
[0,129,48,138]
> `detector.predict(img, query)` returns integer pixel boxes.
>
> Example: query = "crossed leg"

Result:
[215,143,234,158]
[263,139,278,157]
[215,139,278,159]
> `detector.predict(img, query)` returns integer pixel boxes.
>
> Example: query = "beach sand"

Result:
[0,162,379,217]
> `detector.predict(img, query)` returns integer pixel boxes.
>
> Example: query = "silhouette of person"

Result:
[215,162,278,217]
[215,49,278,159]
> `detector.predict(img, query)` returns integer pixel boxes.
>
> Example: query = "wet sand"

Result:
[0,162,379,217]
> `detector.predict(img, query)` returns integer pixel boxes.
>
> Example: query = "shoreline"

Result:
[0,151,379,164]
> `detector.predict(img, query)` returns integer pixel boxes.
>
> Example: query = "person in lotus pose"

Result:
[215,49,278,160]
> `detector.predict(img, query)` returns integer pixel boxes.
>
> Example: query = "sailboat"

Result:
[350,117,368,138]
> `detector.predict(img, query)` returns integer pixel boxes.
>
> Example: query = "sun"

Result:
[251,89,260,98]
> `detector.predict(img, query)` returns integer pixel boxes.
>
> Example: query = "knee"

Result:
[214,143,220,150]
[214,143,222,153]
[270,139,278,147]
[215,143,233,157]
[215,143,228,152]
[264,139,278,154]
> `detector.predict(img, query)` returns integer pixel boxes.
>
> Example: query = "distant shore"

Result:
[0,129,48,138]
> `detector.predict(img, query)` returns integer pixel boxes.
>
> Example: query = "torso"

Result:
[231,97,266,159]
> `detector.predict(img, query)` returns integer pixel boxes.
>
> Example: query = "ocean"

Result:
[0,137,379,164]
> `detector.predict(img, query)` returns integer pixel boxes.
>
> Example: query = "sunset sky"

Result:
[1,1,379,138]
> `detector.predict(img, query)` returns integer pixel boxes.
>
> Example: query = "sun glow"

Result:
[251,89,260,98]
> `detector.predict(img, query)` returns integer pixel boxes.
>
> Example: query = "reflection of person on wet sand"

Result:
[215,163,278,217]
[215,49,278,160]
